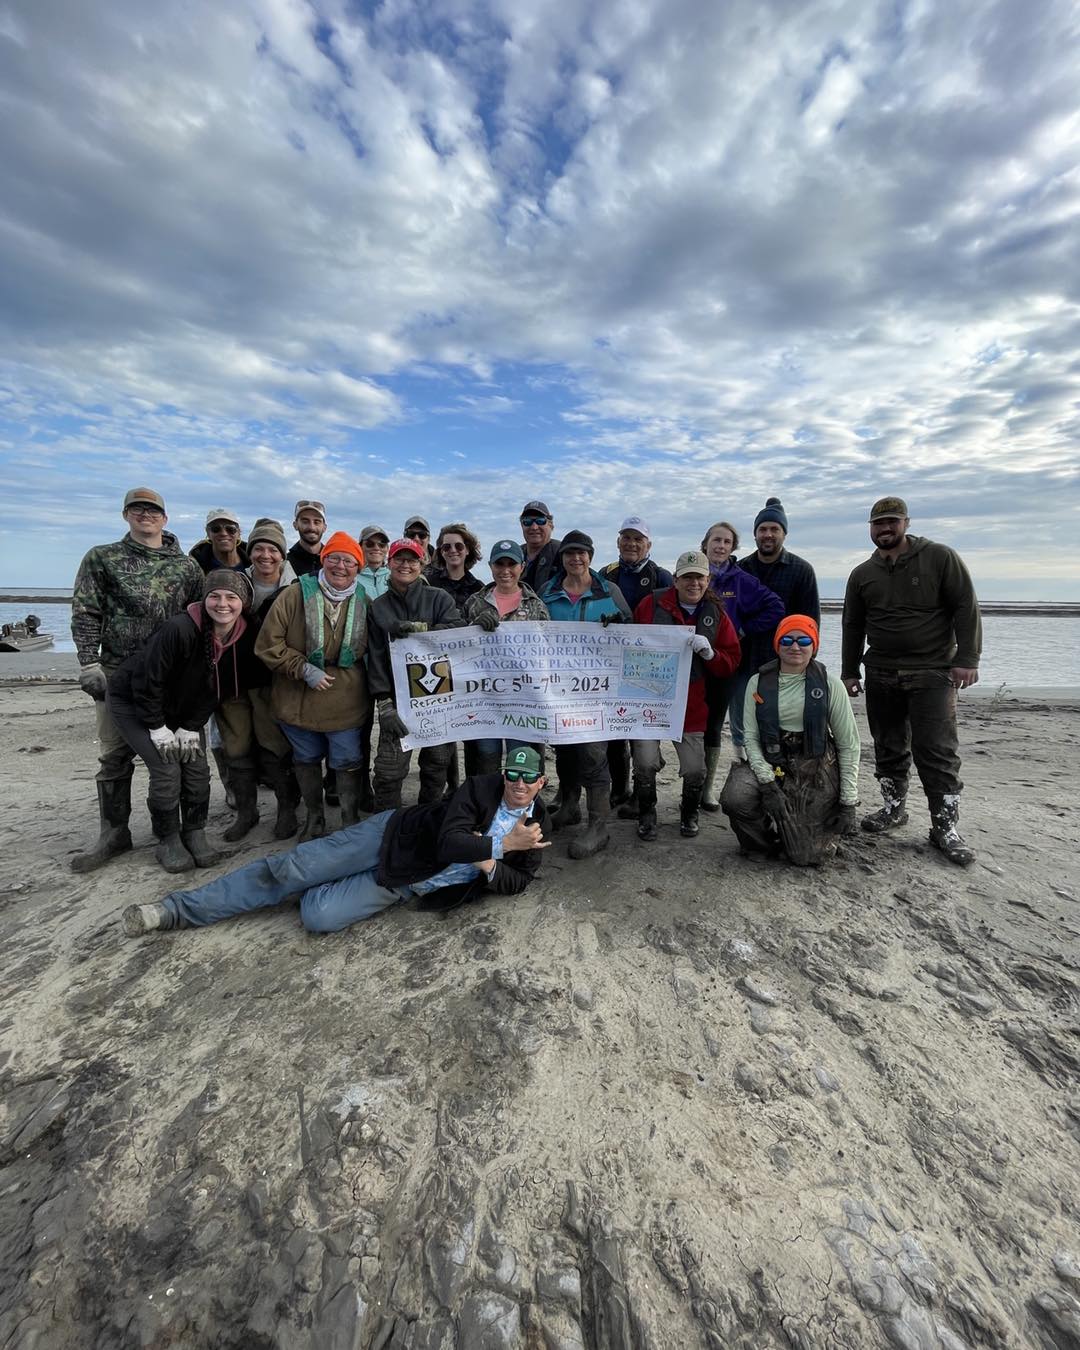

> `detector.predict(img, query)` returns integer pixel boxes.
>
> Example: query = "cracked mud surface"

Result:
[2,683,1080,1348]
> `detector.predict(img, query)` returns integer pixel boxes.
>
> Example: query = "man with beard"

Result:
[288,500,327,578]
[842,497,981,866]
[739,498,820,635]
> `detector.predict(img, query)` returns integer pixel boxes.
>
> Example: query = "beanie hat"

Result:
[247,518,287,557]
[557,529,595,558]
[754,497,788,533]
[773,614,819,654]
[203,569,254,609]
[320,531,365,565]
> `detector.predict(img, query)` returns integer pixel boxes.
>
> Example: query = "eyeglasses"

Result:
[504,769,541,783]
[127,506,164,518]
[520,515,549,527]
[441,542,465,552]
[391,554,421,565]
[209,523,239,535]
[778,635,815,648]
[324,555,359,569]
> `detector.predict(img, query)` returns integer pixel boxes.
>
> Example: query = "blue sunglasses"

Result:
[779,634,815,648]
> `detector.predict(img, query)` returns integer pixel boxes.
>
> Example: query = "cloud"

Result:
[0,0,1078,593]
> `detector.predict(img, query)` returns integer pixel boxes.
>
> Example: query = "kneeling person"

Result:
[123,747,550,936]
[721,616,860,865]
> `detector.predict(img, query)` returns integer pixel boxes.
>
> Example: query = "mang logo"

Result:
[407,658,454,700]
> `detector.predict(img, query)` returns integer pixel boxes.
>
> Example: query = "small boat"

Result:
[0,614,55,653]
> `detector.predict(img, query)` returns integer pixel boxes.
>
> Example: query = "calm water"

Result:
[2,602,1078,689]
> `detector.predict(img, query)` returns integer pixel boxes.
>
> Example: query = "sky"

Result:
[1,0,1078,598]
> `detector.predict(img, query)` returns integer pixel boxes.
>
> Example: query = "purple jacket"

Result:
[707,559,785,638]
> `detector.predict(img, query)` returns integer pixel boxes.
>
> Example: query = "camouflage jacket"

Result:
[72,532,204,668]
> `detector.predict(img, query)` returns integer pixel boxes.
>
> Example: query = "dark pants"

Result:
[554,741,610,793]
[106,693,210,818]
[372,723,454,811]
[721,740,841,865]
[865,668,962,798]
[704,674,738,749]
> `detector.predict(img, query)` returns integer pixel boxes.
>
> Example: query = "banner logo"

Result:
[407,658,454,699]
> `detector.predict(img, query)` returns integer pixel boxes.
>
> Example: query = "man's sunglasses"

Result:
[520,515,549,526]
[405,529,429,540]
[504,769,541,783]
[779,634,815,647]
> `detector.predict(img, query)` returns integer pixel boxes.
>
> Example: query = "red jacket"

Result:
[634,588,741,732]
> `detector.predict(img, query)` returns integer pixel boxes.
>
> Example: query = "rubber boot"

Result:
[151,806,195,874]
[700,747,722,813]
[323,768,338,807]
[122,901,191,937]
[222,764,260,842]
[928,794,975,866]
[552,781,582,831]
[861,776,909,833]
[212,747,236,810]
[267,755,300,840]
[357,771,375,815]
[608,741,632,808]
[617,787,640,820]
[636,782,658,842]
[71,776,134,873]
[295,762,327,841]
[181,790,224,868]
[336,768,362,828]
[569,784,611,859]
[680,776,704,838]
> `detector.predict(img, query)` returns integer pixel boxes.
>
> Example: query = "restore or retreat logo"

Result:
[406,657,454,701]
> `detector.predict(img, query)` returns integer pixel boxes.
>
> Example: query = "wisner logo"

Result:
[559,714,599,730]
[407,658,454,700]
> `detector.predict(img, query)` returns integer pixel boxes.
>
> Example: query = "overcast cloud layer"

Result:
[1,0,1078,595]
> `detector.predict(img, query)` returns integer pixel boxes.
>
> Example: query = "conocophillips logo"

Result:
[407,658,454,699]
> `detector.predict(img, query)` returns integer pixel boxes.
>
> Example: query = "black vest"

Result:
[754,658,829,764]
[649,590,721,677]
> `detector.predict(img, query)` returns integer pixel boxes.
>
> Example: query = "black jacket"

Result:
[739,547,820,671]
[522,538,562,596]
[287,541,322,578]
[377,773,549,910]
[189,539,250,575]
[426,568,484,607]
[108,610,260,731]
[367,582,463,701]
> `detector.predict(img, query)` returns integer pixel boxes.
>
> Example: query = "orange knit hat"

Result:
[320,530,365,566]
[773,614,819,653]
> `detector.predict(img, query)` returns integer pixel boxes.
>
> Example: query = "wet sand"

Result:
[2,677,1079,1348]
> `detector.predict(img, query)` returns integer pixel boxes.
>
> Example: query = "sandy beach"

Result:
[2,670,1079,1348]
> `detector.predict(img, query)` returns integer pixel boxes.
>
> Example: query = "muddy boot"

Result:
[212,747,236,810]
[122,901,190,937]
[323,768,338,807]
[151,806,195,874]
[336,768,362,828]
[636,782,658,842]
[569,784,611,859]
[71,776,134,873]
[180,787,224,868]
[700,747,722,812]
[617,785,641,821]
[222,764,259,842]
[357,770,375,815]
[295,762,326,841]
[928,794,975,866]
[552,781,582,831]
[267,755,300,840]
[680,775,704,838]
[861,776,909,833]
[608,741,632,808]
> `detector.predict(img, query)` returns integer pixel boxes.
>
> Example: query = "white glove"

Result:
[149,726,179,762]
[690,634,713,658]
[175,728,203,763]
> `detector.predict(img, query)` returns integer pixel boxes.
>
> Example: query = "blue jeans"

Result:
[280,721,363,770]
[162,811,403,933]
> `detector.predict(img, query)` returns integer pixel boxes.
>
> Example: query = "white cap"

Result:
[619,515,650,538]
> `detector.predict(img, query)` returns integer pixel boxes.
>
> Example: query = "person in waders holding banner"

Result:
[720,615,861,865]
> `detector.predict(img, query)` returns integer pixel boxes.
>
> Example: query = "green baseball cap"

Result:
[869,496,908,521]
[502,746,542,775]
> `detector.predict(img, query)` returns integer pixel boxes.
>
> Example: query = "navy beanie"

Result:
[754,497,788,533]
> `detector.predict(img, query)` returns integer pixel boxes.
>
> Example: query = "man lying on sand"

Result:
[122,746,550,936]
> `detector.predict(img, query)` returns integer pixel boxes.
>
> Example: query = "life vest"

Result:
[649,589,722,676]
[754,658,829,764]
[299,572,367,669]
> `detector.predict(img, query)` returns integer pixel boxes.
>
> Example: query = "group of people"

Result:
[69,486,983,937]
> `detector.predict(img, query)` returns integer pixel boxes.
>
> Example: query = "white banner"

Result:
[390,621,694,748]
